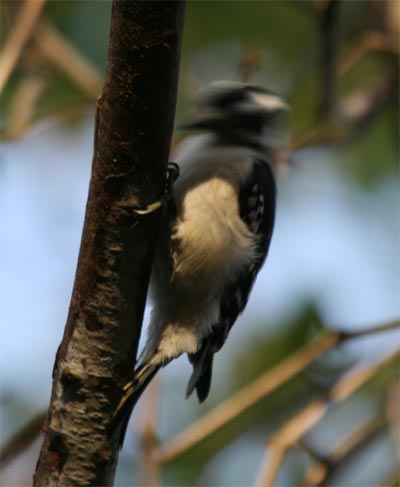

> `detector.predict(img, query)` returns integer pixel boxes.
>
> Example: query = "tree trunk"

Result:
[34,1,185,485]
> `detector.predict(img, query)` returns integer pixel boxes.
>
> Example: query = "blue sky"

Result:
[1,113,399,487]
[1,116,399,406]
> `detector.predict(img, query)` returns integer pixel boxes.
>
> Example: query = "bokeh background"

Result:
[1,1,399,486]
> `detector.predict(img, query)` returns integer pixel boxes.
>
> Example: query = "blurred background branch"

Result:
[303,411,390,486]
[3,15,103,140]
[136,379,162,487]
[154,330,338,465]
[154,321,398,464]
[0,0,47,93]
[319,0,341,119]
[1,0,398,485]
[254,350,399,487]
[34,21,103,99]
[0,411,46,468]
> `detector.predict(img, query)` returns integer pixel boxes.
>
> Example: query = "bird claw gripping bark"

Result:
[132,162,180,215]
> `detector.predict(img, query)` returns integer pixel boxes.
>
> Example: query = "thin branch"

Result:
[319,0,341,119]
[291,77,396,152]
[254,350,399,487]
[290,21,398,154]
[304,412,389,486]
[386,381,400,468]
[255,402,328,487]
[338,320,399,341]
[154,330,339,465]
[254,444,286,487]
[154,320,398,464]
[136,378,161,487]
[339,30,399,77]
[2,322,395,475]
[2,18,104,140]
[34,21,103,99]
[0,411,47,467]
[298,439,328,465]
[5,74,45,139]
[239,48,262,83]
[0,0,47,94]
[323,414,387,461]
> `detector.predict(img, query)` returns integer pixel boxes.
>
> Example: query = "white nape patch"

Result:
[250,92,287,112]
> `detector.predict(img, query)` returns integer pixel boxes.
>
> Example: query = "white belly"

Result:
[173,176,255,293]
[143,136,258,363]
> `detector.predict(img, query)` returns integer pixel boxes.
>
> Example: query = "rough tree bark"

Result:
[34,1,185,485]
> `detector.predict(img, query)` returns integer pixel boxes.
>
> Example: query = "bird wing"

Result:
[187,158,276,401]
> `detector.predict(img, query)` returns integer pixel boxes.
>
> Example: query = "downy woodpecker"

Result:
[113,81,288,442]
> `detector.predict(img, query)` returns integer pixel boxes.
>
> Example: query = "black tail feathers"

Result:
[187,342,214,402]
[110,362,160,448]
[112,343,217,446]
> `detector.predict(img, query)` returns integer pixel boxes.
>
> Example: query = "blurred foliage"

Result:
[163,306,325,485]
[160,305,398,486]
[1,0,398,185]
[45,0,111,68]
[341,107,399,186]
[1,1,399,486]
[162,305,399,487]
[234,305,324,384]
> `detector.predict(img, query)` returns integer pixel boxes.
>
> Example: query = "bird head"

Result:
[183,81,289,152]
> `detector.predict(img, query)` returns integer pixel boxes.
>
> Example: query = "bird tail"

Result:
[187,341,214,402]
[110,361,160,448]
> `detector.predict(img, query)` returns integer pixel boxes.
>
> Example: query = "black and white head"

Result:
[184,81,288,151]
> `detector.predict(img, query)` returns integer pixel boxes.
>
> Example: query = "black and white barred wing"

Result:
[219,158,276,341]
[187,158,276,401]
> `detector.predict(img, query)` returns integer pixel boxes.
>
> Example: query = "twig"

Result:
[254,444,286,487]
[2,17,103,140]
[5,74,45,139]
[323,414,387,461]
[137,377,161,487]
[304,412,389,486]
[239,48,262,83]
[154,320,399,464]
[319,0,341,119]
[290,21,397,154]
[338,320,400,341]
[34,21,103,99]
[0,411,47,467]
[291,77,395,152]
[298,439,328,465]
[386,381,400,467]
[0,0,47,94]
[253,350,399,487]
[339,31,399,77]
[154,330,339,465]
